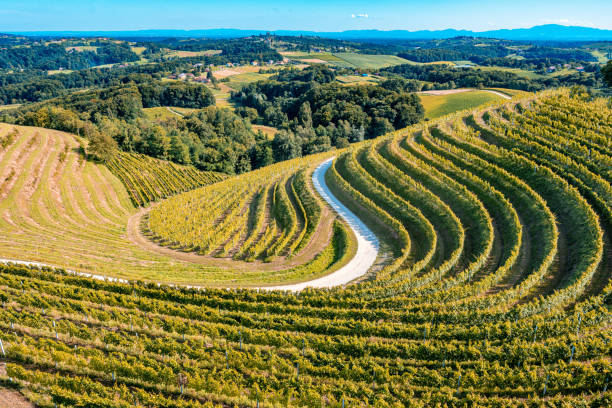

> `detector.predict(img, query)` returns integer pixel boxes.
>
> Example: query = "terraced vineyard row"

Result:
[146,160,325,262]
[107,152,227,206]
[0,124,348,286]
[0,89,611,406]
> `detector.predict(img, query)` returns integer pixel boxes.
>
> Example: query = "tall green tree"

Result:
[87,130,117,162]
[602,61,612,88]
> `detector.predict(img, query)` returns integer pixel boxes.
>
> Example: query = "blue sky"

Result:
[1,0,610,32]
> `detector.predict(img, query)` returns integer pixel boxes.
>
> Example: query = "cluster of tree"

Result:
[0,42,139,70]
[381,63,602,91]
[232,66,424,139]
[471,56,601,71]
[603,61,612,88]
[0,53,234,105]
[519,46,597,61]
[271,66,337,83]
[398,45,509,63]
[395,38,599,64]
[135,37,282,63]
[17,79,215,120]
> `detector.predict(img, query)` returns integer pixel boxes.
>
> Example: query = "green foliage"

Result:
[234,69,424,139]
[87,128,118,162]
[601,60,612,87]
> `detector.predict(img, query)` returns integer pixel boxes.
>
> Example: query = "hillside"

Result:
[0,124,355,285]
[0,89,611,406]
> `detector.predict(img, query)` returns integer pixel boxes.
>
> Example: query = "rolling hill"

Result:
[0,88,610,406]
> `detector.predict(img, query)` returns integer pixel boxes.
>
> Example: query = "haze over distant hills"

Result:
[7,24,612,41]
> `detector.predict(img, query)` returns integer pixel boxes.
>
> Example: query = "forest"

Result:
[381,63,603,91]
[232,66,425,138]
[0,42,140,70]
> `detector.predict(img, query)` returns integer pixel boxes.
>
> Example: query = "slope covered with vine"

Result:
[0,89,610,407]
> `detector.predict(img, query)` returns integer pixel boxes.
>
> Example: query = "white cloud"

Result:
[351,13,369,19]
[540,18,595,27]
[541,18,570,24]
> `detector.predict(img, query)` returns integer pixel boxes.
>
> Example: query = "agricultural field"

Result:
[335,74,381,86]
[280,52,345,64]
[418,88,509,119]
[475,65,546,79]
[251,124,278,138]
[224,72,274,90]
[164,49,222,58]
[282,51,414,69]
[333,53,413,69]
[0,89,611,406]
[0,124,351,286]
[143,106,198,120]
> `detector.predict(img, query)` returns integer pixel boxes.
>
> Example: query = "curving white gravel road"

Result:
[261,158,380,291]
[0,157,380,292]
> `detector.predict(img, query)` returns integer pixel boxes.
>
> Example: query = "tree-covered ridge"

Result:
[381,63,603,91]
[1,82,261,174]
[0,42,139,70]
[233,66,425,137]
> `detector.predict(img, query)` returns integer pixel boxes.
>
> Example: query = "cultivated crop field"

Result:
[0,124,349,285]
[0,89,611,407]
[332,53,413,69]
[418,88,510,119]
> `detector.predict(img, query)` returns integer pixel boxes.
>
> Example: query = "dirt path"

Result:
[0,389,34,408]
[0,363,34,408]
[261,158,380,291]
[484,90,512,100]
[166,107,184,117]
[0,156,379,291]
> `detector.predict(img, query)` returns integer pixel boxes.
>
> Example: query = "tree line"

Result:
[0,42,139,70]
[232,66,424,167]
[381,63,603,91]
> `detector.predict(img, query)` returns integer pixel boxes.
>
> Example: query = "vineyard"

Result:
[0,124,347,286]
[0,88,611,406]
[107,152,227,206]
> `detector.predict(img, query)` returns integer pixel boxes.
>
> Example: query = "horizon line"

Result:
[4,23,612,35]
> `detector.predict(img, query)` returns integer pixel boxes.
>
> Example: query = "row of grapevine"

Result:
[0,90,610,406]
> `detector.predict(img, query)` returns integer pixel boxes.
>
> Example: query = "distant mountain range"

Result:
[7,25,612,42]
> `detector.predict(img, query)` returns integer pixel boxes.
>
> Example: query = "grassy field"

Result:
[225,72,273,90]
[130,46,147,55]
[164,49,222,58]
[483,87,532,97]
[333,53,413,69]
[418,89,505,119]
[590,49,611,63]
[251,124,278,138]
[143,106,198,120]
[475,65,544,79]
[0,104,22,111]
[47,69,74,75]
[208,85,235,108]
[335,74,381,86]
